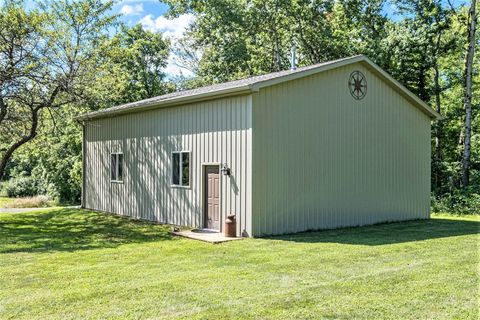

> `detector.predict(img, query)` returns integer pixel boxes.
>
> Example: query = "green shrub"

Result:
[431,191,480,215]
[5,177,39,198]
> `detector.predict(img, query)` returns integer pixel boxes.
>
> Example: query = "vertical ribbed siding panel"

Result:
[244,95,252,236]
[83,95,253,236]
[252,63,432,236]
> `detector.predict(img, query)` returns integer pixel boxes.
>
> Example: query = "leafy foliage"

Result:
[105,24,174,104]
[165,0,389,82]
[8,112,83,202]
[431,189,480,215]
[0,3,174,203]
[0,0,117,181]
[5,177,39,198]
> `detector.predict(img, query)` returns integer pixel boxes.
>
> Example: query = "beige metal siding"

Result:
[84,95,253,236]
[252,63,431,236]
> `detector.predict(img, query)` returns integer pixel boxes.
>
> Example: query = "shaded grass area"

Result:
[270,214,479,245]
[0,209,478,319]
[0,208,171,253]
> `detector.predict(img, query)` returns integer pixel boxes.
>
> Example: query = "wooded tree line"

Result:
[0,0,478,212]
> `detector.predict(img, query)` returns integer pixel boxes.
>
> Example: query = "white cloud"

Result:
[139,13,195,39]
[163,56,194,78]
[120,4,144,16]
[139,13,196,77]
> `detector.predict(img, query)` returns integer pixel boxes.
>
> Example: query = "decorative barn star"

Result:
[348,71,367,100]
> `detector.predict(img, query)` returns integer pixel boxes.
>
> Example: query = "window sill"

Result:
[171,185,190,189]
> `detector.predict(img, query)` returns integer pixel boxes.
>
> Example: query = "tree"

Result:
[164,0,389,84]
[106,24,173,104]
[330,0,389,66]
[461,0,477,187]
[384,0,457,190]
[0,0,116,180]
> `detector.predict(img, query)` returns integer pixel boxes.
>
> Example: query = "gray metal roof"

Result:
[77,55,440,120]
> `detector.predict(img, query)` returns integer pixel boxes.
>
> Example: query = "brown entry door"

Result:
[204,166,220,230]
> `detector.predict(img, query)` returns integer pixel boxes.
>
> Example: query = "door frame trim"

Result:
[201,163,222,231]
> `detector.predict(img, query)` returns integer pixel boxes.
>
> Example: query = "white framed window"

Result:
[110,153,124,182]
[172,151,190,187]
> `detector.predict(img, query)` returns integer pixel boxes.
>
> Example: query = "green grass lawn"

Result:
[0,209,478,319]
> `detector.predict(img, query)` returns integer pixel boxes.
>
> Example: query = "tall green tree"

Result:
[385,0,456,190]
[461,0,477,187]
[1,5,174,201]
[0,0,116,180]
[106,24,173,104]
[165,0,388,83]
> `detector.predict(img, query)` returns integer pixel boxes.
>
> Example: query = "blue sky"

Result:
[114,0,169,26]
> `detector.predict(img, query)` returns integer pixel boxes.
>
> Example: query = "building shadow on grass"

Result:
[267,218,480,245]
[0,208,175,254]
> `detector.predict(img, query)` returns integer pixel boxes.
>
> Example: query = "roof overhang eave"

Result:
[75,85,254,121]
[76,54,441,122]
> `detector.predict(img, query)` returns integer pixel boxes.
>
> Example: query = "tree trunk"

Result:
[417,53,429,102]
[461,0,477,188]
[0,107,40,180]
[433,62,443,190]
[0,98,6,125]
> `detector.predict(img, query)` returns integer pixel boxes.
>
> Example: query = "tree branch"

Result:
[0,107,40,180]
